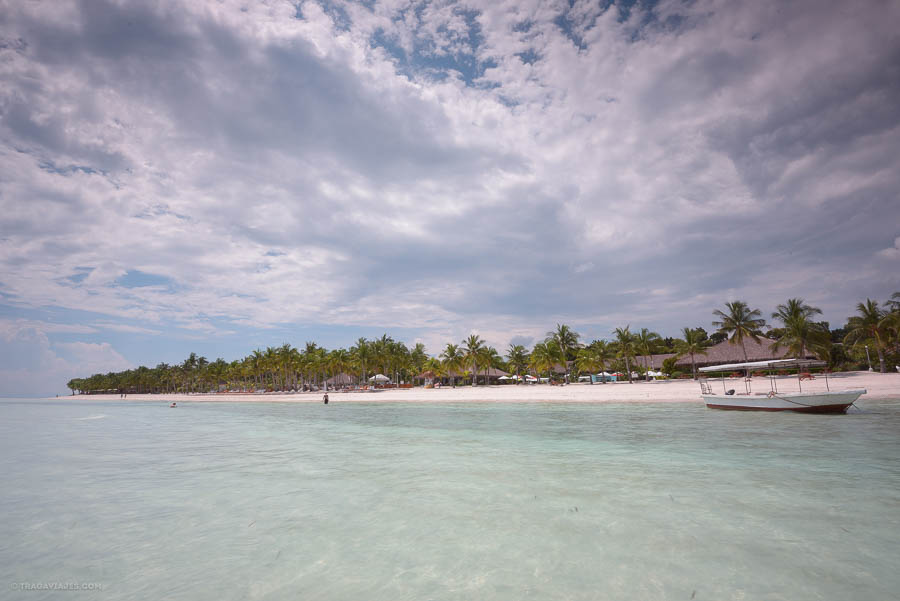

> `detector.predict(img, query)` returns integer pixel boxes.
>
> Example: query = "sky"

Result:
[1,0,899,396]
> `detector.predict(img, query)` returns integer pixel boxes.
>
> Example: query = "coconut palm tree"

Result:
[844,299,888,373]
[529,341,555,381]
[885,292,900,313]
[463,334,485,386]
[613,326,637,383]
[772,314,831,360]
[770,299,828,361]
[588,339,614,383]
[546,324,580,383]
[634,328,661,380]
[350,338,371,388]
[506,344,529,384]
[880,310,900,355]
[673,327,709,380]
[410,343,428,377]
[711,301,767,361]
[772,298,822,323]
[440,343,463,387]
[575,347,599,383]
[328,348,351,387]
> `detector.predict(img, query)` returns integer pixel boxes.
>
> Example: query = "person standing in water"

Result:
[323,393,329,404]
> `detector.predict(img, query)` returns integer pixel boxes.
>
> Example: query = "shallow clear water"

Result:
[1,398,899,601]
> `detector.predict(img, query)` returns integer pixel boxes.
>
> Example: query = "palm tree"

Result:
[772,315,831,360]
[634,327,661,380]
[881,293,900,355]
[328,349,351,387]
[421,356,444,386]
[711,301,767,361]
[589,340,614,383]
[410,343,428,377]
[546,324,580,383]
[529,341,555,381]
[479,346,502,385]
[885,292,900,313]
[880,310,900,355]
[440,343,463,387]
[249,349,263,390]
[350,338,371,388]
[772,298,822,323]
[506,344,529,384]
[613,326,637,383]
[673,327,709,380]
[844,299,888,373]
[463,334,485,386]
[575,348,599,383]
[770,299,828,361]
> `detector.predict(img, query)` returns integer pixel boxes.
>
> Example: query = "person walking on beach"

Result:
[323,393,329,404]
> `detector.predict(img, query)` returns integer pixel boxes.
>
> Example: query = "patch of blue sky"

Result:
[317,0,352,31]
[114,270,176,290]
[369,6,495,86]
[553,0,663,49]
[512,19,534,33]
[37,159,104,177]
[614,0,660,22]
[516,48,540,66]
[64,267,92,284]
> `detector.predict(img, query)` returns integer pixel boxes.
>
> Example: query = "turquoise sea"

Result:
[1,398,899,600]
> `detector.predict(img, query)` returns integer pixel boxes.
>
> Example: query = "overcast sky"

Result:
[1,0,899,395]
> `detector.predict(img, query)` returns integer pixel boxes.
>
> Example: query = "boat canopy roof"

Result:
[699,358,827,373]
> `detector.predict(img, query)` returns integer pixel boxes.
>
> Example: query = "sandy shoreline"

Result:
[63,371,899,404]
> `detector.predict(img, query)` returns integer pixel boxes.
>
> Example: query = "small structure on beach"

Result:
[326,373,359,388]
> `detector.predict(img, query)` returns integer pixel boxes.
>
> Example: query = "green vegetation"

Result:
[67,293,900,394]
[673,327,710,380]
[711,300,767,362]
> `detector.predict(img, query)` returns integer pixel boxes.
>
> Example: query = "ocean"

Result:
[1,398,899,600]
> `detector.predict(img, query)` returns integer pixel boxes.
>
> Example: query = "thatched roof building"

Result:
[674,337,804,368]
[634,338,810,372]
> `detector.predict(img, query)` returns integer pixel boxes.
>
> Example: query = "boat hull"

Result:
[702,389,866,413]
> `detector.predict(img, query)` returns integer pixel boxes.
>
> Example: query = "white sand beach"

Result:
[68,371,899,404]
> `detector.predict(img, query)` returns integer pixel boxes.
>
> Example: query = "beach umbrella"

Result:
[368,374,390,382]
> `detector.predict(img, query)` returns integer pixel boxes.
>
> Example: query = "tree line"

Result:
[67,294,900,394]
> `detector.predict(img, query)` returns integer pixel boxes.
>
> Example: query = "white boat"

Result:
[698,359,866,414]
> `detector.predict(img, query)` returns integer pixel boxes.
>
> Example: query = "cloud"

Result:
[878,237,900,259]
[0,321,130,396]
[0,0,898,391]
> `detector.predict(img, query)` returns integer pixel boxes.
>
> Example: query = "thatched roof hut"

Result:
[674,337,804,368]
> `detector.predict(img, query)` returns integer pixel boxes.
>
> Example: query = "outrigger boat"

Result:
[698,359,866,413]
